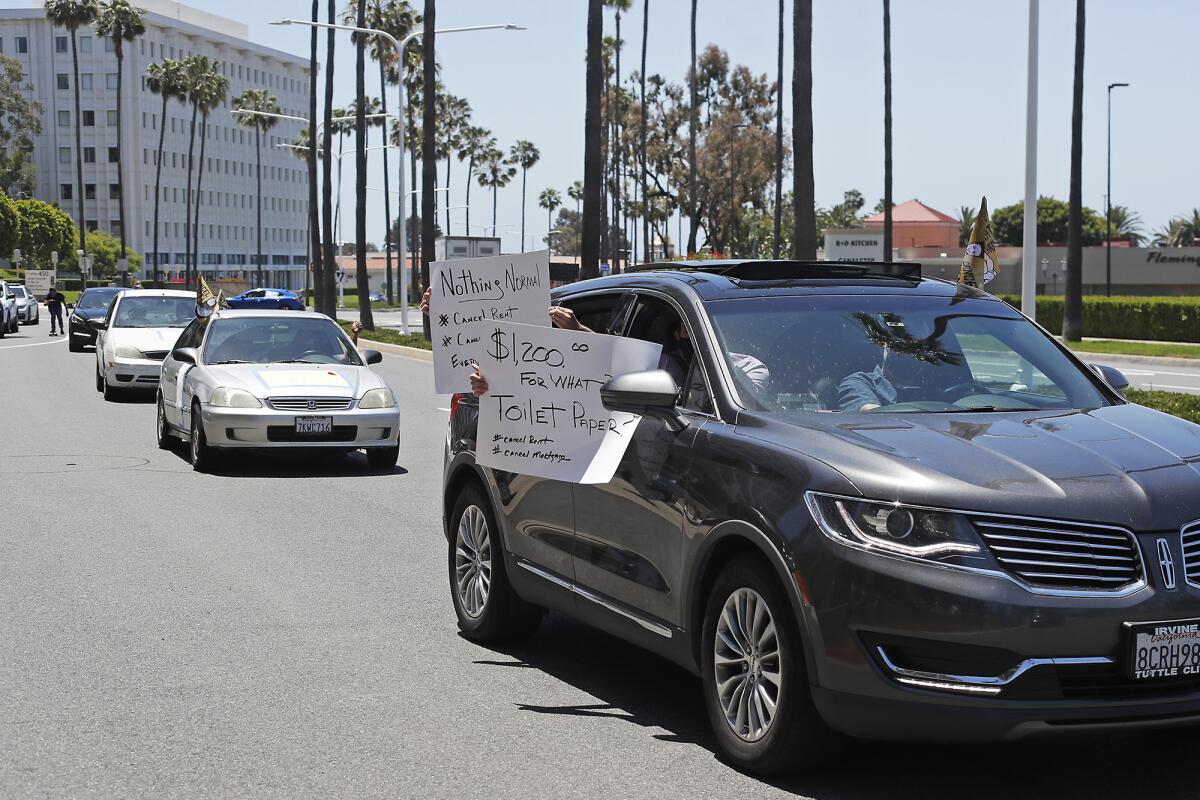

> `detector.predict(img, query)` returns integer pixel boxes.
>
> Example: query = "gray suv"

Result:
[442,260,1200,774]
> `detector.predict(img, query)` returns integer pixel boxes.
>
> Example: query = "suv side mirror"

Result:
[1091,363,1130,394]
[172,346,198,365]
[361,348,383,365]
[601,369,688,432]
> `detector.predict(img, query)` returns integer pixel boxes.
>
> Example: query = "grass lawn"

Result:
[1066,339,1200,359]
[337,320,431,350]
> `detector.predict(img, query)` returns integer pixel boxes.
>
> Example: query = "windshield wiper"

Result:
[272,358,318,364]
[942,405,1007,413]
[211,359,251,364]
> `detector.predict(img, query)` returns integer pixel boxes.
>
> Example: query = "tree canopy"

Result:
[12,198,73,267]
[992,196,1105,246]
[59,229,142,278]
[0,56,42,195]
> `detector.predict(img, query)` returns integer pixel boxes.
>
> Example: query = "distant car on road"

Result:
[225,288,305,311]
[68,287,123,351]
[9,285,39,325]
[94,289,195,400]
[156,309,399,472]
[0,281,17,336]
[368,291,385,304]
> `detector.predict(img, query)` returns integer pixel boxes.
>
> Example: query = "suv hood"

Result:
[749,404,1200,531]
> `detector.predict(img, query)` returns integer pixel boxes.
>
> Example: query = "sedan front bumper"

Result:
[107,356,163,389]
[200,404,400,449]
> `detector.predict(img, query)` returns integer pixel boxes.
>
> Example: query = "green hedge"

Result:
[1127,389,1200,424]
[1000,295,1200,343]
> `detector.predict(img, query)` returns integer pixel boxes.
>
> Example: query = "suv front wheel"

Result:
[448,483,541,643]
[700,554,842,774]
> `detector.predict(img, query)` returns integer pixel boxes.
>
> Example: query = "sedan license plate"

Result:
[1126,619,1200,680]
[294,415,332,435]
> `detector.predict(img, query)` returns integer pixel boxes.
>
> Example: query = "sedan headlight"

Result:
[359,388,396,409]
[114,344,145,359]
[209,387,262,408]
[805,492,995,568]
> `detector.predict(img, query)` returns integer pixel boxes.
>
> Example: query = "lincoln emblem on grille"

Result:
[1157,538,1177,590]
[306,399,316,410]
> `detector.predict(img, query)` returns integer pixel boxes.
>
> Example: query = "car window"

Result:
[11,286,27,298]
[203,317,362,366]
[175,316,208,350]
[78,290,118,310]
[112,296,195,328]
[625,295,713,409]
[557,292,631,336]
[706,294,1111,413]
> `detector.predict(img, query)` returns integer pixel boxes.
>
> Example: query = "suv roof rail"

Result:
[626,259,922,281]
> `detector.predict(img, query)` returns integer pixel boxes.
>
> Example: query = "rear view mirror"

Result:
[172,346,198,365]
[601,369,687,431]
[362,348,383,365]
[1091,363,1130,395]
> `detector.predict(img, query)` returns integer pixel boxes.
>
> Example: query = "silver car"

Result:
[9,285,39,325]
[156,309,400,472]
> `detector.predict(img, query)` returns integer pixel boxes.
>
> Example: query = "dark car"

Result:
[442,259,1200,774]
[368,291,386,304]
[68,287,123,351]
[226,288,305,311]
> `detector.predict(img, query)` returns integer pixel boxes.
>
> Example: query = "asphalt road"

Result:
[4,320,1200,799]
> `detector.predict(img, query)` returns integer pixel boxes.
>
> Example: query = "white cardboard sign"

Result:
[429,250,551,393]
[25,269,55,296]
[475,320,662,484]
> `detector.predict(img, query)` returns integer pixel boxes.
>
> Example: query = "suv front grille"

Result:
[268,396,353,411]
[973,515,1142,592]
[1181,522,1200,588]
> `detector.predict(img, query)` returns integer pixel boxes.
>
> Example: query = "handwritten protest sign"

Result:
[429,250,551,393]
[476,320,661,484]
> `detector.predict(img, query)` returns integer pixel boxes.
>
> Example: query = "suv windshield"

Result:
[78,290,119,310]
[202,316,362,366]
[113,296,195,328]
[10,286,27,298]
[707,294,1111,413]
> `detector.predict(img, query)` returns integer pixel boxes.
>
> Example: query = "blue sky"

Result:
[16,0,1200,253]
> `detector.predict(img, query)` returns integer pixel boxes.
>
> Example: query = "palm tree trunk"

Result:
[255,124,263,288]
[792,0,817,259]
[320,0,337,317]
[355,0,374,330]
[465,155,473,234]
[492,185,498,231]
[334,131,344,248]
[1064,0,1086,340]
[193,115,209,282]
[686,0,698,255]
[772,0,784,258]
[520,165,527,252]
[308,0,323,312]
[410,143,418,295]
[640,0,649,262]
[581,0,603,279]
[421,0,436,338]
[613,9,622,273]
[882,0,893,260]
[379,60,393,306]
[115,40,128,286]
[70,31,85,258]
[152,92,168,286]
[185,102,198,287]
[547,204,552,252]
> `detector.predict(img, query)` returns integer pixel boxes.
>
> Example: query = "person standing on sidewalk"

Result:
[44,287,67,336]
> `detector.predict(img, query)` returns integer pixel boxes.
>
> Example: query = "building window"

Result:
[81,74,93,90]
[15,37,27,54]
[82,110,95,126]
[57,73,69,90]
[56,36,67,53]
[110,220,122,235]
[106,73,118,90]
[109,183,120,199]
[60,184,73,200]
[108,110,118,126]
[0,38,5,54]
[107,147,119,163]
[105,37,115,53]
[85,184,96,199]
[80,36,92,53]
[83,147,96,163]
[85,220,98,232]
[58,147,71,164]
[57,110,69,127]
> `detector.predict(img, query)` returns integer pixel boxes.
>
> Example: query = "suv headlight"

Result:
[805,492,996,568]
[359,388,396,409]
[209,387,261,408]
[114,344,144,359]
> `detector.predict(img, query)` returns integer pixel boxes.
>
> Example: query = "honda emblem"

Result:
[306,399,316,410]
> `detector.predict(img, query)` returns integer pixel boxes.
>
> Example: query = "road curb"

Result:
[1070,351,1200,369]
[360,339,432,363]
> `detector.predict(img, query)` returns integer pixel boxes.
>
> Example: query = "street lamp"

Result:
[271,18,524,333]
[1106,81,1129,297]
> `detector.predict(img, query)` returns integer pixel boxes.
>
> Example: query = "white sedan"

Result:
[94,289,196,400]
[155,309,400,471]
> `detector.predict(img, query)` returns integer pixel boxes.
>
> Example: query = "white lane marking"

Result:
[1120,369,1200,378]
[436,407,450,412]
[0,337,69,350]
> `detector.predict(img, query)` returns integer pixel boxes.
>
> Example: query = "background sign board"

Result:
[475,320,661,484]
[25,270,55,296]
[429,250,551,393]
[824,230,884,262]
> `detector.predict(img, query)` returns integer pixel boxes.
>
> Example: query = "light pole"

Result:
[271,18,523,334]
[1106,81,1129,297]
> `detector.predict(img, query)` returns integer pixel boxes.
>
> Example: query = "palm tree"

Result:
[233,89,280,289]
[957,205,977,247]
[792,0,817,258]
[457,126,493,237]
[538,188,562,253]
[772,0,784,258]
[421,0,436,331]
[308,0,323,312]
[44,0,98,261]
[639,0,649,263]
[438,94,470,236]
[1155,212,1200,247]
[96,0,144,287]
[477,148,515,236]
[145,58,185,286]
[321,0,337,315]
[686,0,698,255]
[180,55,206,288]
[510,140,540,252]
[354,0,374,331]
[190,63,228,283]
[606,0,631,271]
[568,180,584,215]
[882,0,893,261]
[582,0,604,279]
[1063,0,1085,341]
[1107,205,1145,246]
[330,105,361,251]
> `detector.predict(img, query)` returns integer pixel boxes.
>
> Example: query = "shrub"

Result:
[1126,389,1200,424]
[1000,295,1200,343]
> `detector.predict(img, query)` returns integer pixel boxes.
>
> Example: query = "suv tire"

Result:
[700,554,842,775]
[69,334,83,352]
[448,482,541,643]
[366,445,399,469]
